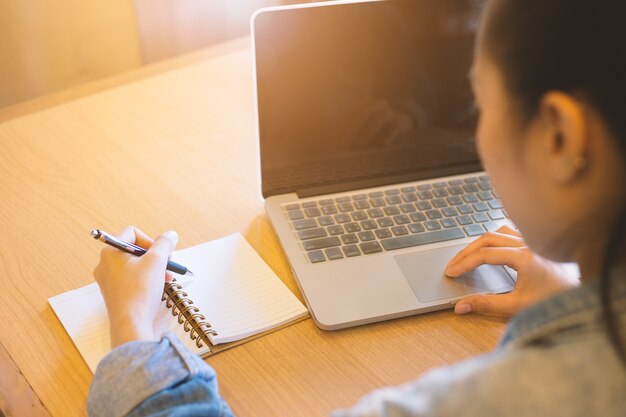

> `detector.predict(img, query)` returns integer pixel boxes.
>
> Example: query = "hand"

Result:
[93,226,178,348]
[445,225,580,317]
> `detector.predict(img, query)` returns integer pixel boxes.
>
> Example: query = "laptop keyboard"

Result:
[282,174,509,263]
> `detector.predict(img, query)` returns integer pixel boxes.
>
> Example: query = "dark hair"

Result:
[480,0,626,365]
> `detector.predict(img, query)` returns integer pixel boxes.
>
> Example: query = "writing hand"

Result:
[445,225,579,317]
[93,226,178,348]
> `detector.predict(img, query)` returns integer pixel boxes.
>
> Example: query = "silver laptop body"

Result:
[251,0,515,330]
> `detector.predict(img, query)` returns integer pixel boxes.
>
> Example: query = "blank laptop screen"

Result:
[254,0,483,198]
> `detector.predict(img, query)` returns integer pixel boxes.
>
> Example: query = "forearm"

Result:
[88,332,233,417]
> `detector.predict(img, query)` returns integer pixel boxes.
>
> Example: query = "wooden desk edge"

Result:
[0,36,251,124]
[0,339,51,417]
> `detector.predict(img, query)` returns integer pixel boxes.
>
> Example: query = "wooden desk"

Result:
[0,37,506,417]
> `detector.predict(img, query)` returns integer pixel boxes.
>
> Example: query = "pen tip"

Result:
[187,270,195,277]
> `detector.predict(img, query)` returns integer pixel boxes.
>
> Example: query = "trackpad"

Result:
[395,245,516,303]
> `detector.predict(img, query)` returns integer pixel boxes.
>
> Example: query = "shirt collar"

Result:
[499,271,626,349]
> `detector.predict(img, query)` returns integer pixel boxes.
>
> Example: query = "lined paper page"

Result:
[49,233,307,372]
[49,283,206,373]
[173,233,308,344]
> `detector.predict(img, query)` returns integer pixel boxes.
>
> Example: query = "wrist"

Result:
[109,314,156,348]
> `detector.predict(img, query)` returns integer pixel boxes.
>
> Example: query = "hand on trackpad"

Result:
[394,245,516,303]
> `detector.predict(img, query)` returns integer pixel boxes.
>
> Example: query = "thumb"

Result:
[146,231,179,260]
[454,293,514,316]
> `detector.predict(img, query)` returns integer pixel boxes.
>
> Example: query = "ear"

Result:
[537,92,589,183]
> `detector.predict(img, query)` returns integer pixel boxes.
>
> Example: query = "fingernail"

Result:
[164,230,178,243]
[455,304,472,315]
[445,265,456,276]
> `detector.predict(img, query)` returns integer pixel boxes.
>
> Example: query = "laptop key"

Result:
[448,186,463,195]
[393,214,411,225]
[410,212,427,222]
[473,202,490,212]
[302,201,318,208]
[456,215,473,225]
[401,193,417,202]
[416,201,432,211]
[303,236,341,251]
[385,195,402,205]
[381,228,465,250]
[408,223,425,233]
[292,218,317,230]
[305,207,322,217]
[391,225,409,236]
[368,191,384,198]
[342,245,361,257]
[321,205,338,215]
[354,200,370,210]
[367,208,384,218]
[400,203,416,213]
[384,206,400,216]
[489,209,505,220]
[432,198,447,208]
[325,247,344,261]
[351,211,367,221]
[338,203,354,212]
[458,205,473,214]
[345,222,361,233]
[288,210,305,220]
[341,233,358,244]
[335,213,351,223]
[489,199,503,209]
[484,221,501,232]
[285,203,300,210]
[319,199,334,205]
[370,197,387,207]
[352,193,367,200]
[336,196,351,203]
[375,228,392,239]
[360,241,383,254]
[426,209,442,220]
[361,220,378,230]
[447,196,463,205]
[328,225,345,236]
[318,216,334,226]
[307,250,326,263]
[473,212,489,223]
[442,207,459,217]
[425,220,442,231]
[358,231,376,242]
[377,217,394,227]
[462,194,478,203]
[441,218,457,228]
[297,227,327,240]
[464,224,486,237]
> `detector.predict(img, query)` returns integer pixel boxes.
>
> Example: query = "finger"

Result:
[496,224,522,238]
[116,225,136,243]
[448,231,525,266]
[454,293,517,316]
[446,246,524,277]
[132,228,155,250]
[165,271,174,284]
[145,231,179,261]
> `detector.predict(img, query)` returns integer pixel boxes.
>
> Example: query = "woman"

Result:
[88,0,626,415]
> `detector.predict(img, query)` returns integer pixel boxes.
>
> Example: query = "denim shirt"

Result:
[87,278,626,417]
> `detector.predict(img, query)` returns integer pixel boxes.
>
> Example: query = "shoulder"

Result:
[334,337,625,417]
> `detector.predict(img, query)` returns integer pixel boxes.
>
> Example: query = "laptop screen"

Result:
[254,0,482,198]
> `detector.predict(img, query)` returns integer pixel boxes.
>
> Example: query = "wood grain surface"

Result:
[0,37,506,417]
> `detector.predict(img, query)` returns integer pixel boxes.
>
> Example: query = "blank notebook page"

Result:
[173,233,308,344]
[49,233,307,373]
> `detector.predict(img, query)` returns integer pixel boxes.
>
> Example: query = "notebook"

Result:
[49,233,309,373]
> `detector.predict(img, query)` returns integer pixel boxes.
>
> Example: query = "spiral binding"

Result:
[161,278,217,348]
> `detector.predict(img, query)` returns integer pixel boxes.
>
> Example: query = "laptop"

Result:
[251,0,516,330]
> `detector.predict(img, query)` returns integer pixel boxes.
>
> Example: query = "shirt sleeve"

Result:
[87,332,234,417]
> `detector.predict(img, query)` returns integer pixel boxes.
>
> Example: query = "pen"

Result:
[90,229,194,277]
